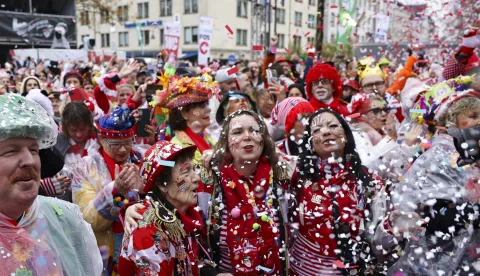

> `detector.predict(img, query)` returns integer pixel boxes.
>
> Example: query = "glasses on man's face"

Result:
[312,79,334,86]
[362,82,385,91]
[368,107,390,116]
[104,138,134,150]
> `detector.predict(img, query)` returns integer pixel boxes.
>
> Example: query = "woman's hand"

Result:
[124,203,146,234]
[268,79,286,102]
[389,210,425,241]
[118,60,141,79]
[145,124,156,145]
[385,113,398,141]
[133,83,147,102]
[55,175,71,194]
[404,123,423,146]
[114,164,142,196]
[201,149,214,170]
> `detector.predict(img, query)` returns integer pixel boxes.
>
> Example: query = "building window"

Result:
[236,29,247,46]
[185,0,198,14]
[294,36,301,48]
[307,37,315,46]
[159,28,164,46]
[237,0,248,17]
[100,9,109,24]
[80,11,89,25]
[117,5,128,22]
[309,0,316,5]
[138,30,150,45]
[294,12,302,27]
[101,33,110,48]
[278,34,285,48]
[295,0,303,2]
[119,32,129,47]
[160,0,172,16]
[138,2,149,19]
[308,14,316,28]
[275,8,285,24]
[184,26,198,44]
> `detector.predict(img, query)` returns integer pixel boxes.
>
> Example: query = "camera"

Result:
[448,125,480,166]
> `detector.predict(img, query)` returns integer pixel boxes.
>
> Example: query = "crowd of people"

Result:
[1,23,480,276]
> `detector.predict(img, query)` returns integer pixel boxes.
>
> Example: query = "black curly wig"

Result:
[297,108,370,185]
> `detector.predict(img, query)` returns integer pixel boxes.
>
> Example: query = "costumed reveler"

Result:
[158,75,218,216]
[289,108,401,275]
[70,106,143,275]
[0,93,103,275]
[208,110,290,275]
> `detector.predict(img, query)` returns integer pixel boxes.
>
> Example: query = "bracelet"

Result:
[112,186,136,207]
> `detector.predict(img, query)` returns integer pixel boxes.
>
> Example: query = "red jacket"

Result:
[118,200,202,276]
[309,97,350,117]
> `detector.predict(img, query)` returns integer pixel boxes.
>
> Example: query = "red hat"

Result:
[271,97,315,134]
[275,56,293,65]
[140,141,197,193]
[305,64,342,99]
[463,53,480,76]
[343,80,360,92]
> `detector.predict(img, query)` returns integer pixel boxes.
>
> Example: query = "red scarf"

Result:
[309,97,350,116]
[184,126,211,153]
[220,157,281,275]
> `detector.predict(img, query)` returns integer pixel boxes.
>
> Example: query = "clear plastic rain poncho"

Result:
[0,93,57,149]
[389,134,480,275]
[0,196,103,276]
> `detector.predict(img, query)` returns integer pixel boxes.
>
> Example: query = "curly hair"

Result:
[297,108,370,184]
[438,96,480,128]
[211,109,282,182]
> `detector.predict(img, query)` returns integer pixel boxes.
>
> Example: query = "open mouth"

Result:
[244,145,254,150]
[322,139,336,145]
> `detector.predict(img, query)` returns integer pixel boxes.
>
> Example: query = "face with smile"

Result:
[228,114,264,165]
[311,78,334,102]
[25,79,40,93]
[0,138,41,220]
[160,158,200,210]
[117,86,134,106]
[181,101,211,133]
[310,112,346,159]
[100,137,133,163]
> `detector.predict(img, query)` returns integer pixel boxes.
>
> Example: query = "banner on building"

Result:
[164,22,181,63]
[0,12,76,48]
[374,13,390,43]
[198,17,213,66]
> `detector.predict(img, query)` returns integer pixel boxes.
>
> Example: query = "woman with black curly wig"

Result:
[289,108,398,275]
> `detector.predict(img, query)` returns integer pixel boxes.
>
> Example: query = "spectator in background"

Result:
[248,61,264,88]
[288,83,307,99]
[342,80,360,103]
[20,75,41,96]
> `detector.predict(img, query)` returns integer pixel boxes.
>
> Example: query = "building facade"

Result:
[76,0,321,61]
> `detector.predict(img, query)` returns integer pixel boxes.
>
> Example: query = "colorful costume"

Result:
[71,107,140,275]
[305,64,350,116]
[159,76,218,216]
[209,156,290,275]
[118,141,218,275]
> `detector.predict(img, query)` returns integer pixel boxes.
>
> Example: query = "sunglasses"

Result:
[312,79,334,86]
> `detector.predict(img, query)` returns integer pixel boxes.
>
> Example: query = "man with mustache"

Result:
[0,93,102,275]
[305,63,350,116]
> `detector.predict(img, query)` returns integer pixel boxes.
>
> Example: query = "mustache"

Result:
[9,167,40,184]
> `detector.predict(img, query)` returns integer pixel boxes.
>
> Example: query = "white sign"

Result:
[197,16,213,66]
[164,22,181,62]
[375,13,390,43]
